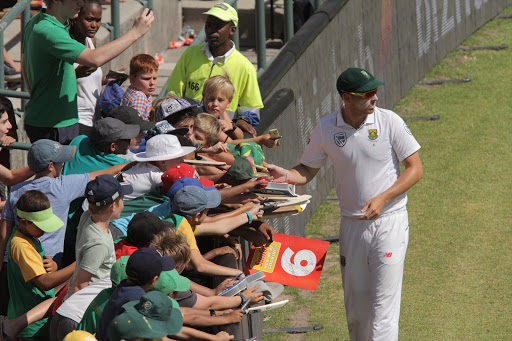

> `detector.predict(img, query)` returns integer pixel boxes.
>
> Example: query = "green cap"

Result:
[108,291,183,340]
[226,156,257,181]
[15,207,63,233]
[152,269,191,295]
[203,2,238,27]
[336,68,384,94]
[110,256,129,286]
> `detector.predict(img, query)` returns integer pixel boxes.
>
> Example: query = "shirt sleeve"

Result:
[59,174,91,200]
[388,112,421,161]
[177,219,199,251]
[38,26,86,65]
[300,120,329,169]
[11,236,46,282]
[79,243,110,276]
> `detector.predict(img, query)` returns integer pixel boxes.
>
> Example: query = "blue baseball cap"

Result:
[85,174,133,206]
[126,248,176,285]
[172,185,221,217]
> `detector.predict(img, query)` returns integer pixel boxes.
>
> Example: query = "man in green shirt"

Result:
[22,0,154,144]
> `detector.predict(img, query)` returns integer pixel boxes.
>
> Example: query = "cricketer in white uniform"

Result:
[268,68,423,340]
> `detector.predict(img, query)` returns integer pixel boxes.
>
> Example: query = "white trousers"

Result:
[339,208,409,341]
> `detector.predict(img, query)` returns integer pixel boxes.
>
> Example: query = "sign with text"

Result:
[244,233,330,290]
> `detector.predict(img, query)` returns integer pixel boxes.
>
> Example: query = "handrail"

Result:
[0,0,31,101]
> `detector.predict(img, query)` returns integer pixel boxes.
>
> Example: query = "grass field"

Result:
[262,6,512,340]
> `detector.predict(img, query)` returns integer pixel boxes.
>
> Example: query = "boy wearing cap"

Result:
[167,2,263,137]
[107,291,183,341]
[65,175,134,300]
[7,190,75,338]
[63,117,140,176]
[95,248,175,341]
[121,134,196,202]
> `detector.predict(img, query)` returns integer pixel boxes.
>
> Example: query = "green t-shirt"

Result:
[119,189,169,218]
[66,211,115,300]
[167,43,263,116]
[23,11,86,128]
[76,287,115,334]
[7,228,55,337]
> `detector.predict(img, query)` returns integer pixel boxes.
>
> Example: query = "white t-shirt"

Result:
[75,37,103,127]
[122,162,163,201]
[57,276,111,323]
[301,106,420,217]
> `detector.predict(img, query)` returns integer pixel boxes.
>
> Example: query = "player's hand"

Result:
[254,222,274,243]
[43,255,58,273]
[236,119,257,137]
[359,194,386,220]
[212,331,234,340]
[132,8,154,38]
[241,286,264,305]
[263,162,288,182]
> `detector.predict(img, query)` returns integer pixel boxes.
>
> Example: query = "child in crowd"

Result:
[95,248,175,341]
[121,54,159,120]
[7,190,75,338]
[202,75,279,149]
[107,291,183,341]
[65,175,133,299]
[122,134,196,202]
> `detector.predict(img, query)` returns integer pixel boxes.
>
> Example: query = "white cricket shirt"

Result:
[300,106,421,217]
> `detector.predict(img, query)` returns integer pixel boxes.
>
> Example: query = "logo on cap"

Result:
[215,3,228,10]
[334,132,347,148]
[361,70,370,79]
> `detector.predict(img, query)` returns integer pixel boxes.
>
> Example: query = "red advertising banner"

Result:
[244,233,330,290]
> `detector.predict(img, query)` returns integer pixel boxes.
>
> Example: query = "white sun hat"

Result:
[132,134,196,162]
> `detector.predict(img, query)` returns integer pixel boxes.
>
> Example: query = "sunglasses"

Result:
[346,89,378,99]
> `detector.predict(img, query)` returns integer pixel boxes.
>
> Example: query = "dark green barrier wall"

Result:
[259,0,510,236]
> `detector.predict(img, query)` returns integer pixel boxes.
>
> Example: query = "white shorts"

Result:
[339,208,409,341]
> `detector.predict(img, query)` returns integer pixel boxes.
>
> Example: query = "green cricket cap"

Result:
[336,68,384,94]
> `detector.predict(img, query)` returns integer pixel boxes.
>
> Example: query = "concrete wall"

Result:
[258,0,511,236]
[97,0,181,74]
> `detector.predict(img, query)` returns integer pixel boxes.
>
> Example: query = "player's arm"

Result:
[359,151,423,220]
[188,249,242,277]
[68,267,94,297]
[266,163,320,186]
[0,165,34,186]
[32,262,76,292]
[88,161,136,180]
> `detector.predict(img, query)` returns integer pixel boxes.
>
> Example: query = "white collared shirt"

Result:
[300,106,421,217]
[201,40,236,65]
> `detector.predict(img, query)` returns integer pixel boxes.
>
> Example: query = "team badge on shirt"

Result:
[334,132,347,147]
[368,129,378,141]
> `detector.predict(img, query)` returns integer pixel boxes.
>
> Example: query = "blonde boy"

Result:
[121,54,159,120]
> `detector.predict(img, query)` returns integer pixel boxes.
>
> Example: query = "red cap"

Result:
[161,163,214,194]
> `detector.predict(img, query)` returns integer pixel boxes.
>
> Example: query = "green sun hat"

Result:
[228,141,265,165]
[336,68,384,94]
[226,156,258,181]
[152,269,191,295]
[15,207,63,233]
[110,256,129,286]
[108,291,183,340]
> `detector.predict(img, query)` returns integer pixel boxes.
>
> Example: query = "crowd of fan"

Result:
[0,1,284,340]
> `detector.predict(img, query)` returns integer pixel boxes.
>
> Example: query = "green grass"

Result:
[262,7,512,340]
